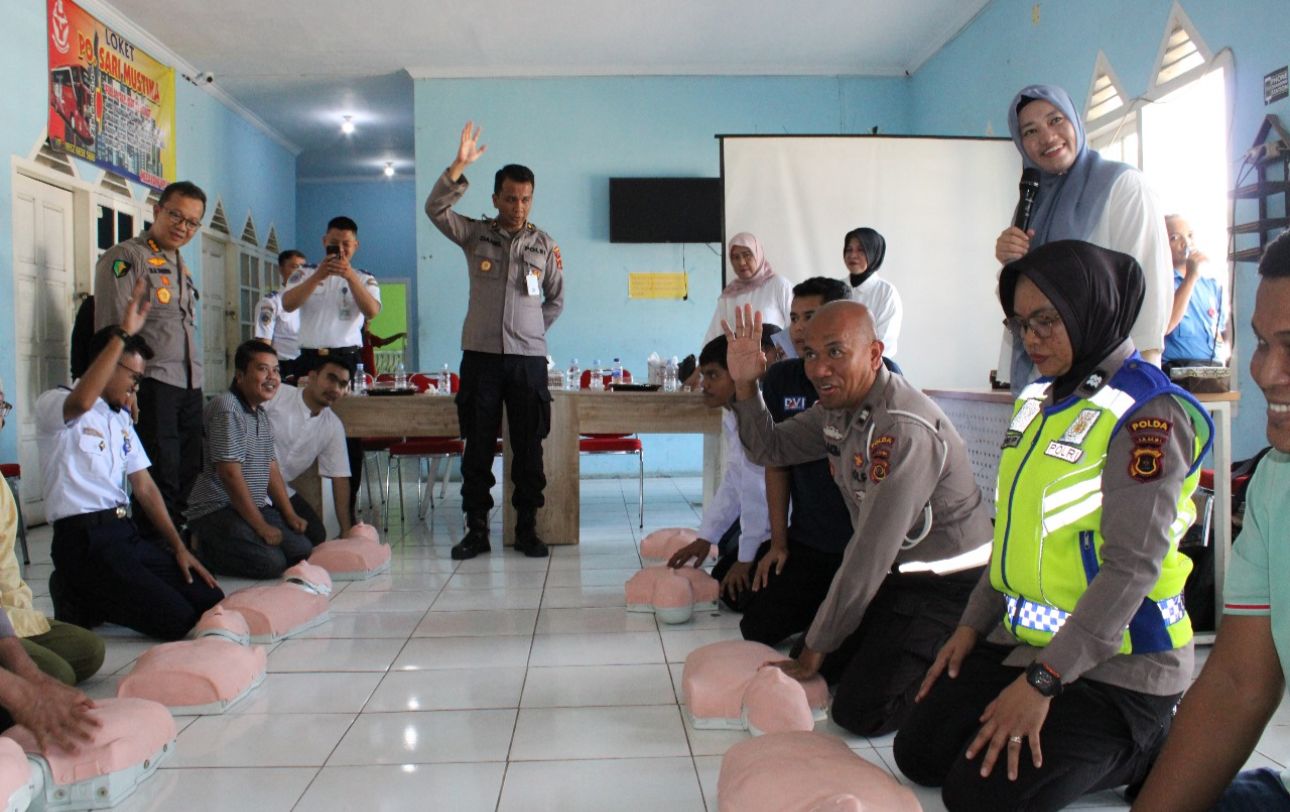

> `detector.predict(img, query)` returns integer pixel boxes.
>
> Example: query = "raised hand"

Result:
[456,121,488,167]
[720,304,767,387]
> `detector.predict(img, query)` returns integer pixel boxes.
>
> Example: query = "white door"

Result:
[12,174,76,525]
[201,234,227,393]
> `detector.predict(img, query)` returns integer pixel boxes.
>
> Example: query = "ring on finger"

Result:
[1008,735,1023,745]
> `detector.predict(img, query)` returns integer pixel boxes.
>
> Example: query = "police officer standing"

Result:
[724,300,993,737]
[254,249,306,380]
[94,180,206,533]
[281,217,381,516]
[424,122,564,559]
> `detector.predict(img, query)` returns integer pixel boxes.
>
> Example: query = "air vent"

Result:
[241,214,259,246]
[265,226,279,255]
[209,200,230,235]
[34,141,76,177]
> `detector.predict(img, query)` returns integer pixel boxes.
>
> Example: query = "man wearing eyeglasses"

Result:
[93,180,207,538]
[39,279,222,641]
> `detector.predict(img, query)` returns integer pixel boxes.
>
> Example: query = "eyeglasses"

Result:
[164,208,203,231]
[117,363,144,388]
[1003,310,1063,340]
[0,400,11,420]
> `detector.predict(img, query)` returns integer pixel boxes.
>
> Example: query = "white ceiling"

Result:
[104,0,990,180]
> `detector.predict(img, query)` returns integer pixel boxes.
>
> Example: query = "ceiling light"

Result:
[340,115,355,135]
[383,162,395,177]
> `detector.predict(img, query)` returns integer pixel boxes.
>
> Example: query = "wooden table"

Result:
[333,389,723,545]
[926,387,1239,641]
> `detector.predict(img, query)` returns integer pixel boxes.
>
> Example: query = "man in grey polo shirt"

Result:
[186,340,311,579]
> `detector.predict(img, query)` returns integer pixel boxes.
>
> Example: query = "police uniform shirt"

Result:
[34,388,150,524]
[284,266,381,350]
[93,234,203,389]
[732,365,994,654]
[263,384,349,492]
[253,291,301,360]
[957,341,1197,696]
[425,170,565,357]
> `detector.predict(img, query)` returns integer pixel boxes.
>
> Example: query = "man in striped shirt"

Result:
[185,340,311,579]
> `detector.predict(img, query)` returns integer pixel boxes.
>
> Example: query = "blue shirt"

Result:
[761,359,853,555]
[1163,270,1226,363]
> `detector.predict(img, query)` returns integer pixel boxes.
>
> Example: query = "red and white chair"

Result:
[578,369,645,526]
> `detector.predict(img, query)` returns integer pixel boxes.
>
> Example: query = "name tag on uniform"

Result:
[526,270,542,296]
[1044,440,1084,463]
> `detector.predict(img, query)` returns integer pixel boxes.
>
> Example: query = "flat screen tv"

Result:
[609,178,722,243]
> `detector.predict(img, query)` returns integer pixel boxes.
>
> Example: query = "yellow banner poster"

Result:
[628,272,689,300]
[46,0,176,189]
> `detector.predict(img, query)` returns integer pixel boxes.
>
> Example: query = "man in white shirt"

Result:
[282,216,381,518]
[264,356,354,544]
[39,280,221,641]
[667,330,778,609]
[253,249,305,380]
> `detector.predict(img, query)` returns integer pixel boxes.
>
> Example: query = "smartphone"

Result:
[325,244,340,256]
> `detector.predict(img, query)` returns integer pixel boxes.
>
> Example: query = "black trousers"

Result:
[818,567,982,737]
[456,351,551,527]
[133,379,203,533]
[740,540,844,646]
[189,505,313,580]
[893,643,1179,812]
[51,516,224,641]
[290,492,328,546]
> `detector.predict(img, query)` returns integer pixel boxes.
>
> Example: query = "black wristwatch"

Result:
[110,325,131,344]
[1025,661,1063,697]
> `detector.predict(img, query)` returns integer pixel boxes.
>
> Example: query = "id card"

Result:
[526,271,542,296]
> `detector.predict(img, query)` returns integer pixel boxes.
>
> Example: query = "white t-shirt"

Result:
[263,384,350,494]
[253,291,301,360]
[850,274,903,358]
[1087,171,1171,355]
[35,389,150,523]
[704,275,795,345]
[285,266,382,349]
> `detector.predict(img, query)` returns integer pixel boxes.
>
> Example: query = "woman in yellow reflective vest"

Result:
[893,240,1213,812]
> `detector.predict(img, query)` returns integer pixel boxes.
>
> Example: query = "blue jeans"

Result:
[1214,769,1290,811]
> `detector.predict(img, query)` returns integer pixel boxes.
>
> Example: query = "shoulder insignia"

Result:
[869,459,890,482]
[1129,417,1172,435]
[259,308,273,326]
[111,259,132,278]
[869,435,894,460]
[552,244,563,271]
[1130,444,1164,482]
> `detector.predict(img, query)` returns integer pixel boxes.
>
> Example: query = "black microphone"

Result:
[1012,168,1040,231]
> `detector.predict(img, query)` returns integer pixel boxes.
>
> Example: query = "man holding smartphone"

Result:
[282,216,381,516]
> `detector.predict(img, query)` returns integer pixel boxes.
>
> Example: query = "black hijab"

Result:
[844,227,886,288]
[999,240,1145,401]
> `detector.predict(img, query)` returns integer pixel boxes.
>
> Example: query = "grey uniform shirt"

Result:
[958,342,1197,696]
[424,170,564,356]
[94,233,203,390]
[732,366,994,654]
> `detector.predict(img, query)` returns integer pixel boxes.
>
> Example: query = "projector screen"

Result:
[721,135,1021,390]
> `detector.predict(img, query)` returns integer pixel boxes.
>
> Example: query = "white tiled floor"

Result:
[19,474,1290,811]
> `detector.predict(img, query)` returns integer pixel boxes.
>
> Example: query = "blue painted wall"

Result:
[413,75,909,473]
[907,0,1290,459]
[0,1,296,462]
[296,178,418,365]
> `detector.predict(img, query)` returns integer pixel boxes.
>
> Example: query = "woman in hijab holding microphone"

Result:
[893,240,1212,812]
[996,84,1172,392]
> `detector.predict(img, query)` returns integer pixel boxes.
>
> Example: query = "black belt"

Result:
[300,346,361,358]
[52,505,129,532]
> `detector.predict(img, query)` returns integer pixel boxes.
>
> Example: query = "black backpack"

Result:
[69,294,95,380]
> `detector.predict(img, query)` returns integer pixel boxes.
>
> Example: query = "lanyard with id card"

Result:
[526,269,542,297]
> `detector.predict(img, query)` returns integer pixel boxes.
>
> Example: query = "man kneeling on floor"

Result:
[264,355,354,544]
[39,281,222,641]
[667,328,779,610]
[723,301,993,736]
[186,340,312,579]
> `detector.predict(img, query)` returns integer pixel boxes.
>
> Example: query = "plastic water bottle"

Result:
[611,357,623,388]
[589,359,604,391]
[395,361,407,390]
[354,362,367,394]
[567,358,580,390]
[546,356,564,390]
[440,362,452,395]
[664,356,679,392]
